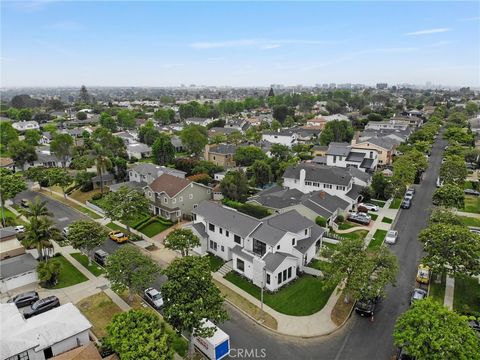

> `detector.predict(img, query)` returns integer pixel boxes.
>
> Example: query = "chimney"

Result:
[319,191,326,199]
[299,168,306,184]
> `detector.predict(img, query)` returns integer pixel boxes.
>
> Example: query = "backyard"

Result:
[463,195,480,214]
[367,229,387,250]
[71,252,105,276]
[44,255,89,289]
[224,271,336,316]
[453,276,480,316]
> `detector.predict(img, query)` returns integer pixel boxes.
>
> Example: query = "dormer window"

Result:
[304,229,308,235]
[292,238,296,246]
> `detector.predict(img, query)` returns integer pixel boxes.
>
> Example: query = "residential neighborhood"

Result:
[1,1,479,360]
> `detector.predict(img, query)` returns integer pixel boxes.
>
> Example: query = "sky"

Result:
[1,1,479,88]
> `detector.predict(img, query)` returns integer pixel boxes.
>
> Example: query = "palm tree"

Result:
[94,145,112,194]
[37,259,62,287]
[23,216,61,261]
[21,196,52,221]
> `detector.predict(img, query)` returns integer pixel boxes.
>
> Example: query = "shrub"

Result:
[315,216,327,227]
[91,192,103,200]
[336,214,345,223]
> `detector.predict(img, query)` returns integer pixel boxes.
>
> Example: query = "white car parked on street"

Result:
[384,230,398,244]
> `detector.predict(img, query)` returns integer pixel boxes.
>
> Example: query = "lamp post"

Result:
[260,268,266,316]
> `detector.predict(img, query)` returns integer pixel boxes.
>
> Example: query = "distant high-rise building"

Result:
[376,83,388,90]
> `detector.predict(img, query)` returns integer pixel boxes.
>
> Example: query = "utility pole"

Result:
[260,268,266,316]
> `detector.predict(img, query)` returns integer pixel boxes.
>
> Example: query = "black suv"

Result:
[355,297,379,317]
[94,249,108,266]
[23,296,60,318]
[7,291,39,308]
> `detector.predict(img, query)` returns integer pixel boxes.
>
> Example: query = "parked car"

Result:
[407,187,415,194]
[20,199,30,208]
[384,230,398,244]
[358,203,379,212]
[348,212,371,225]
[416,264,430,284]
[404,190,414,200]
[108,230,129,243]
[355,297,379,317]
[94,249,108,266]
[464,189,480,196]
[144,287,164,309]
[62,227,69,237]
[7,291,39,308]
[401,199,411,209]
[468,319,480,333]
[469,228,480,235]
[396,347,416,360]
[436,176,443,188]
[410,288,427,305]
[14,225,25,233]
[23,296,60,319]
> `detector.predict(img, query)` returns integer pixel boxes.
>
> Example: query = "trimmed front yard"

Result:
[428,273,446,304]
[381,217,393,224]
[44,255,88,289]
[368,213,378,221]
[106,222,126,232]
[367,229,387,250]
[77,292,123,338]
[70,252,105,276]
[337,221,357,230]
[136,218,172,237]
[335,229,368,242]
[463,195,480,214]
[458,216,480,228]
[225,271,336,316]
[389,198,402,209]
[207,254,225,272]
[453,276,480,316]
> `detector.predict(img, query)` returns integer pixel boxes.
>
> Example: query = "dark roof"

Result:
[347,166,371,183]
[345,152,365,162]
[0,227,17,239]
[264,210,314,234]
[311,156,327,165]
[250,188,304,209]
[327,142,350,156]
[149,174,191,197]
[346,184,364,201]
[209,143,237,155]
[192,223,207,239]
[295,224,325,254]
[360,158,375,169]
[283,163,352,186]
[302,191,350,214]
[0,253,37,279]
[231,245,254,262]
[263,252,291,272]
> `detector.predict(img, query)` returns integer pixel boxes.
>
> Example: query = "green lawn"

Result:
[136,218,172,237]
[207,254,225,272]
[428,273,446,304]
[45,255,88,289]
[335,230,368,242]
[76,206,102,219]
[308,259,330,273]
[225,271,336,316]
[106,222,126,232]
[453,276,480,316]
[389,198,402,209]
[337,221,357,230]
[370,199,386,207]
[322,241,337,250]
[458,216,480,227]
[70,252,105,276]
[368,229,388,250]
[463,195,480,214]
[381,217,393,224]
[464,181,475,190]
[369,213,378,221]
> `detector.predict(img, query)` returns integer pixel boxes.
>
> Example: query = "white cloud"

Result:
[405,28,451,36]
[190,39,334,49]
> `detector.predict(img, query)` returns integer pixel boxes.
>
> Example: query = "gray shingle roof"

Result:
[346,184,364,201]
[326,142,350,156]
[250,188,304,209]
[294,224,325,254]
[264,210,314,234]
[263,252,291,272]
[347,166,371,183]
[250,223,287,246]
[209,143,237,155]
[283,163,352,186]
[231,245,254,262]
[0,227,17,239]
[192,222,207,239]
[345,151,365,162]
[302,191,350,214]
[0,253,37,279]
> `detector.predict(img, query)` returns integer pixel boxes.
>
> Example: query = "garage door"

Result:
[0,271,38,293]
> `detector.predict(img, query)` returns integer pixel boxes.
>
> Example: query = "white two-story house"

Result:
[261,130,298,147]
[189,201,325,291]
[325,142,378,173]
[129,163,186,185]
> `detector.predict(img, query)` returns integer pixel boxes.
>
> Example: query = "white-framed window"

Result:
[176,210,181,217]
[305,181,312,186]
[179,196,183,202]
[164,197,168,203]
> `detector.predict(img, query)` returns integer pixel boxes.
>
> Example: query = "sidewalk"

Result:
[455,210,480,219]
[444,275,455,310]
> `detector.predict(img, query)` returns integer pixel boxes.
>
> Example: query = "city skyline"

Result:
[1,1,479,87]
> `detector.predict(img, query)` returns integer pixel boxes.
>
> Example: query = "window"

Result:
[288,267,292,279]
[305,181,312,186]
[283,269,288,281]
[253,239,267,257]
[336,185,345,191]
[210,240,217,251]
[277,245,280,250]
[209,223,215,232]
[176,210,181,217]
[192,214,197,221]
[219,228,223,234]
[237,258,245,272]
[305,229,308,235]
[333,155,336,163]
[172,198,176,204]
[179,196,183,202]
[164,197,168,203]
[313,182,320,187]
[221,245,225,252]
[234,234,241,244]
[193,204,198,209]
[266,274,270,285]
[189,194,193,199]
[8,351,30,360]
[226,230,229,237]
[213,156,216,160]
[292,238,296,246]
[278,272,283,284]
[324,184,332,189]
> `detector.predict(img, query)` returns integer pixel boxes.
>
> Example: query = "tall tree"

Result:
[429,207,462,226]
[105,245,161,302]
[68,220,108,264]
[101,186,150,233]
[99,112,117,132]
[180,124,208,157]
[21,196,52,221]
[319,120,354,146]
[272,105,290,123]
[93,144,112,194]
[78,85,90,104]
[152,134,175,165]
[105,310,174,360]
[250,160,272,187]
[0,121,18,149]
[419,223,480,277]
[432,184,464,208]
[47,168,73,199]
[440,157,468,185]
[393,298,480,360]
[50,133,74,168]
[0,169,26,226]
[164,229,200,257]
[24,130,41,146]
[234,146,267,166]
[162,256,228,359]
[8,140,37,170]
[220,170,249,202]
[23,216,60,261]
[37,259,62,287]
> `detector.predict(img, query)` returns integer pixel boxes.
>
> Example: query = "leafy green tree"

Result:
[220,170,249,202]
[322,237,398,302]
[371,172,392,200]
[191,160,223,177]
[17,108,33,121]
[465,101,479,116]
[152,134,175,165]
[447,111,468,126]
[23,216,60,261]
[164,229,200,257]
[21,196,52,221]
[99,112,117,132]
[0,169,26,226]
[250,160,272,187]
[154,108,175,124]
[37,259,62,286]
[429,207,462,226]
[180,124,208,157]
[71,155,94,171]
[105,310,174,360]
[319,120,354,146]
[75,171,95,192]
[116,110,136,129]
[272,105,291,123]
[105,245,161,302]
[8,140,37,170]
[444,126,473,145]
[101,186,150,233]
[0,121,18,149]
[162,256,228,358]
[432,184,464,208]
[419,223,480,277]
[76,111,87,120]
[393,298,480,360]
[138,120,160,146]
[270,144,291,161]
[47,168,73,198]
[234,146,267,166]
[440,157,468,185]
[50,133,74,168]
[24,130,41,146]
[68,220,107,264]
[367,113,383,122]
